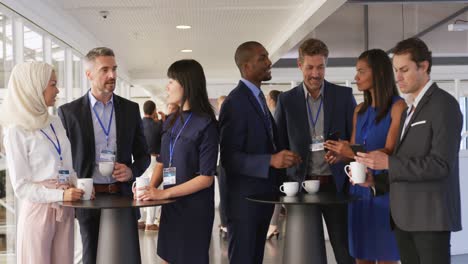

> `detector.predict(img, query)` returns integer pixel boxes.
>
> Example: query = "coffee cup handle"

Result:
[132,181,136,193]
[279,185,285,193]
[302,182,306,189]
[344,165,351,177]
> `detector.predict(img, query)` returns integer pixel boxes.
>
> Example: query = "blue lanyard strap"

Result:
[306,94,323,129]
[92,102,114,145]
[169,113,193,167]
[40,124,62,161]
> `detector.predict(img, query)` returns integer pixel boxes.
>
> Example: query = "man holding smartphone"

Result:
[355,38,462,264]
[275,38,356,264]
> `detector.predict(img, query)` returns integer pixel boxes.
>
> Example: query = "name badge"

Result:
[310,136,324,152]
[163,167,176,186]
[58,169,70,184]
[100,149,116,162]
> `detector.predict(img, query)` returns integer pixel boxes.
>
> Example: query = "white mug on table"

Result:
[279,182,299,197]
[302,180,320,194]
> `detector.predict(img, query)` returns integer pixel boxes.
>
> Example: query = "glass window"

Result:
[0,13,13,91]
[72,54,82,99]
[23,25,43,62]
[0,11,16,263]
[460,80,468,150]
[51,41,66,109]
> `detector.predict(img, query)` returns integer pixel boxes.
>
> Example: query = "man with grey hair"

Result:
[58,47,149,264]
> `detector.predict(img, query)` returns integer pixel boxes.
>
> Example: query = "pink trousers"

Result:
[16,192,74,263]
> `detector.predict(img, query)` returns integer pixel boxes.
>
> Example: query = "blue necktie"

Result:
[258,91,276,151]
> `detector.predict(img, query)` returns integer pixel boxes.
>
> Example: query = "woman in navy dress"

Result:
[324,49,406,264]
[137,59,218,264]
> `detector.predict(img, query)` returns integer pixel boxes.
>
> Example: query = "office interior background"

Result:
[0,0,467,263]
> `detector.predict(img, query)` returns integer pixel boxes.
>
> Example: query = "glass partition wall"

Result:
[0,10,14,261]
[0,5,134,262]
[23,25,43,62]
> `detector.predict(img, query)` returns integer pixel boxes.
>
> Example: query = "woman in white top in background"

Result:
[0,62,84,264]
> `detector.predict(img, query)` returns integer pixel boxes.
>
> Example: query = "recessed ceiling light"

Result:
[176,25,191,29]
[180,49,192,53]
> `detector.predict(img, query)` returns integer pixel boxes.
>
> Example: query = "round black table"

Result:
[59,194,174,264]
[247,192,357,264]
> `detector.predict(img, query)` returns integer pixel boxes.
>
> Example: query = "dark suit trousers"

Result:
[227,198,273,264]
[394,225,451,264]
[318,181,355,264]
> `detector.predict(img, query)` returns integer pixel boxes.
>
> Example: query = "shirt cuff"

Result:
[51,189,65,202]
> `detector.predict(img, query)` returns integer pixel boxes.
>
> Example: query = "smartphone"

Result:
[324,131,340,152]
[350,144,366,154]
[327,131,341,141]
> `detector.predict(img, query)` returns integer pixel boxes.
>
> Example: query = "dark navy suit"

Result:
[219,81,282,264]
[275,81,356,264]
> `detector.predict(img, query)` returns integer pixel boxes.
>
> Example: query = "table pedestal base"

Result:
[97,208,141,264]
[283,204,327,264]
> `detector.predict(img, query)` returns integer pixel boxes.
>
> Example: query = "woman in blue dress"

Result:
[136,59,218,264]
[324,49,406,264]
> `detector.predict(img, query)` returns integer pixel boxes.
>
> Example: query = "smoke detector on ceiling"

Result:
[99,11,109,20]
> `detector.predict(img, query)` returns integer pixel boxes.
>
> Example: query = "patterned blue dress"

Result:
[348,96,402,260]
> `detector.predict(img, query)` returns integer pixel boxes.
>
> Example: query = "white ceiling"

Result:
[46,0,345,81]
[36,0,468,101]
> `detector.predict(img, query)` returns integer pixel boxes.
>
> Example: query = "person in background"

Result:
[137,59,218,264]
[324,49,406,264]
[355,38,463,264]
[1,62,84,264]
[265,89,284,240]
[216,95,228,238]
[138,100,163,232]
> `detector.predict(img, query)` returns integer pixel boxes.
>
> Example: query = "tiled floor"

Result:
[139,209,468,264]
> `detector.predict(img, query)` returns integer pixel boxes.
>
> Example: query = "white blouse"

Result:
[3,116,75,203]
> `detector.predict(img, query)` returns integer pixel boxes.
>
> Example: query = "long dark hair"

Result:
[167,59,216,127]
[357,49,398,123]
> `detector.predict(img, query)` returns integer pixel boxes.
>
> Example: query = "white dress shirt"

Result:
[401,80,433,139]
[3,116,75,203]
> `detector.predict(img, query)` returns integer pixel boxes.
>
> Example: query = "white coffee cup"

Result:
[344,161,367,184]
[279,182,299,197]
[99,161,114,177]
[132,177,150,200]
[77,178,93,200]
[302,180,320,194]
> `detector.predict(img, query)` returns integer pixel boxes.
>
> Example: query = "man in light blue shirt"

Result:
[58,47,149,264]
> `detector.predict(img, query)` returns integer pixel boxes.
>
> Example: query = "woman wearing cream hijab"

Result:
[1,62,84,264]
